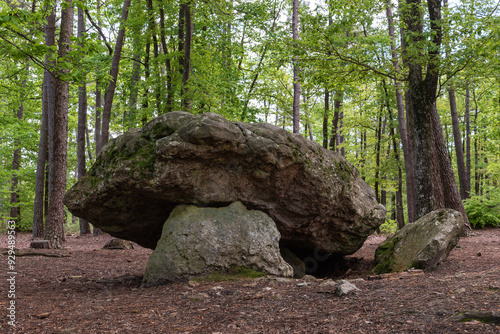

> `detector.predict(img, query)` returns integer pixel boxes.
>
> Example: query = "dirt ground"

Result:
[1,228,499,334]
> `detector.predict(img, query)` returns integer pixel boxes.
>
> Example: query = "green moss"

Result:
[374,236,400,274]
[142,122,176,141]
[192,265,266,282]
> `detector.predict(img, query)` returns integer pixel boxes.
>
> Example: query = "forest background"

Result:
[1,0,500,247]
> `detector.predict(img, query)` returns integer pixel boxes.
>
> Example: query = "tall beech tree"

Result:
[45,0,74,249]
[403,0,469,226]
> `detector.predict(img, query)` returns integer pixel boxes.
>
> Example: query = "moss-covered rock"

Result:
[142,202,293,286]
[374,209,464,274]
[64,111,386,253]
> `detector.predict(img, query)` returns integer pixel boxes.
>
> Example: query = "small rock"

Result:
[302,275,318,282]
[296,282,311,287]
[319,279,337,287]
[263,287,272,292]
[211,286,224,291]
[335,280,361,296]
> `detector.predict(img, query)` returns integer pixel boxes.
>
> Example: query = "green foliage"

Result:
[378,219,398,235]
[464,190,500,229]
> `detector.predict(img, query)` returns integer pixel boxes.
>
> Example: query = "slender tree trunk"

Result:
[448,88,468,200]
[159,2,173,112]
[77,6,91,235]
[473,91,480,195]
[323,89,329,148]
[95,84,102,154]
[292,0,300,133]
[178,2,186,73]
[374,108,383,202]
[181,1,194,110]
[465,83,471,197]
[127,38,141,125]
[33,8,55,237]
[386,0,416,222]
[101,0,132,147]
[146,0,161,113]
[10,87,25,223]
[45,0,74,249]
[329,91,341,151]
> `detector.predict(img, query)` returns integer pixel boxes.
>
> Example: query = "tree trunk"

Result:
[430,104,471,229]
[77,6,91,235]
[45,0,74,249]
[473,91,480,195]
[33,7,55,238]
[181,1,194,110]
[386,0,416,222]
[147,0,161,113]
[323,89,329,148]
[329,91,341,151]
[403,0,443,219]
[159,2,173,112]
[449,88,468,200]
[127,38,141,126]
[101,0,132,147]
[10,86,25,223]
[374,108,383,202]
[465,83,471,197]
[292,0,300,133]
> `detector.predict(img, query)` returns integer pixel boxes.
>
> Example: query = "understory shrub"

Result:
[464,190,500,228]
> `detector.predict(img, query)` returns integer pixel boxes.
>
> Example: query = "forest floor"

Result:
[1,228,499,334]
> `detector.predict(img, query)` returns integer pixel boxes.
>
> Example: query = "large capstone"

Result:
[142,201,293,286]
[64,111,386,255]
[374,209,464,274]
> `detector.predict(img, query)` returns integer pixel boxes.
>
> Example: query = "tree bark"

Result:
[77,6,91,235]
[386,0,416,222]
[101,0,132,147]
[33,7,55,238]
[403,0,443,219]
[323,89,329,148]
[159,2,173,112]
[181,1,194,110]
[292,0,300,133]
[430,104,471,229]
[146,0,162,113]
[465,83,471,197]
[449,88,468,200]
[45,0,74,249]
[329,91,341,151]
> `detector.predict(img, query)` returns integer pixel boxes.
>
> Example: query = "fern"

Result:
[464,190,500,229]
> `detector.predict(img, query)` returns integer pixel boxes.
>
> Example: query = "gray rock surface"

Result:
[142,202,293,286]
[64,111,385,254]
[374,209,464,273]
[335,280,361,296]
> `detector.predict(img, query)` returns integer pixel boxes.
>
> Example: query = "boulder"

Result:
[64,111,386,255]
[374,209,464,274]
[141,202,293,286]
